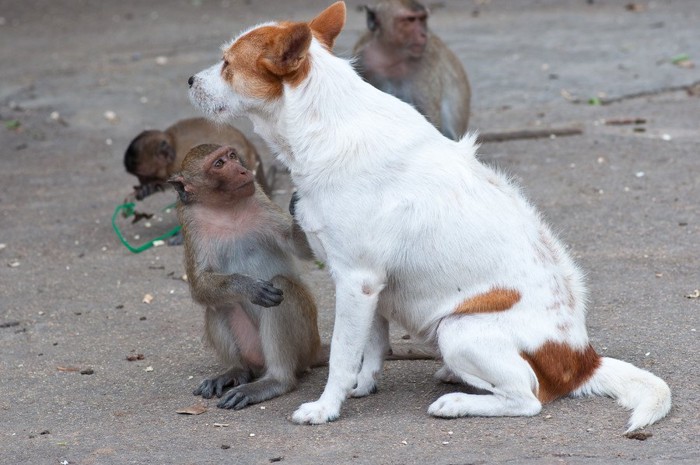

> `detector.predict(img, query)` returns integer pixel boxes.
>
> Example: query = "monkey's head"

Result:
[124,130,177,185]
[168,144,255,206]
[365,0,429,58]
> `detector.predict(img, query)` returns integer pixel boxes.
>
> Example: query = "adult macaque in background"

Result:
[353,2,583,144]
[124,117,273,201]
[353,0,471,140]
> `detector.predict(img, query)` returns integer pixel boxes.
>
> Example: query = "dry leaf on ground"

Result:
[176,404,207,415]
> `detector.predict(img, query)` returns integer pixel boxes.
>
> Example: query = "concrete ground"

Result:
[1,1,698,464]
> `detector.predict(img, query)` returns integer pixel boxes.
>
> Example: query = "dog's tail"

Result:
[572,356,671,432]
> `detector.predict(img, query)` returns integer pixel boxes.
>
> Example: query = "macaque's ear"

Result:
[168,175,191,204]
[158,140,176,164]
[364,5,379,32]
[309,1,346,50]
[263,23,313,76]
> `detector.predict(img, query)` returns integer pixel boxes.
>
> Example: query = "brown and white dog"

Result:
[188,2,671,431]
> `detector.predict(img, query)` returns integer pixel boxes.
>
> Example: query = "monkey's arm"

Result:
[288,221,315,261]
[134,181,170,201]
[190,271,284,308]
[285,191,315,261]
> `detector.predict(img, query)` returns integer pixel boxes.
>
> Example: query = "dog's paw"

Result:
[292,401,340,425]
[428,393,469,418]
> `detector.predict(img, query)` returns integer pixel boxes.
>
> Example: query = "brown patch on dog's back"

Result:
[520,342,600,403]
[453,288,521,315]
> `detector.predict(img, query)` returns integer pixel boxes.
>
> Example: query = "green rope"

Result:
[111,202,181,254]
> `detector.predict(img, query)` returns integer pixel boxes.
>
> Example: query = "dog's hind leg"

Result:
[428,316,542,418]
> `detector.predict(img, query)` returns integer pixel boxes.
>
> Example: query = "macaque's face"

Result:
[391,8,428,58]
[203,146,256,200]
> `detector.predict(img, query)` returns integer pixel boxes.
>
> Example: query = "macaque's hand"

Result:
[248,279,284,307]
[134,182,167,201]
[167,231,184,246]
[289,191,299,216]
[123,191,138,205]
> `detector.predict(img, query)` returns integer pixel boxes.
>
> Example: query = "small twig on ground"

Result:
[570,80,700,105]
[603,118,647,126]
[477,127,583,143]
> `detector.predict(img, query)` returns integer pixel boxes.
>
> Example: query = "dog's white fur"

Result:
[188,3,671,431]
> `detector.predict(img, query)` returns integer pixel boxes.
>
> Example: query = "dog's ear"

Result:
[263,23,312,77]
[309,1,346,50]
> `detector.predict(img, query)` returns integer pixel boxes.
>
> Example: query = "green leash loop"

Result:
[111,202,181,254]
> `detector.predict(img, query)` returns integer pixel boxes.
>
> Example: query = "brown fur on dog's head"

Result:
[218,2,346,102]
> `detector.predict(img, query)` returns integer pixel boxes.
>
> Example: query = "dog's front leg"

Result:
[292,270,385,424]
[351,313,389,398]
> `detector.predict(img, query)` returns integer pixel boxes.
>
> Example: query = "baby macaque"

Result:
[353,0,471,140]
[170,143,318,409]
[125,117,272,200]
[171,144,434,409]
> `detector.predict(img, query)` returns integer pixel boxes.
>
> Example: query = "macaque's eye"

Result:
[227,151,238,160]
[213,158,225,169]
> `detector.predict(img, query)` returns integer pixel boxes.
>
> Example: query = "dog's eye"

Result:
[222,58,229,69]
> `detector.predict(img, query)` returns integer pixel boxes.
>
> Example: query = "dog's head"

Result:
[188,2,346,123]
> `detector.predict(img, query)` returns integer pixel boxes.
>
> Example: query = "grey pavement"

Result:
[0,1,699,464]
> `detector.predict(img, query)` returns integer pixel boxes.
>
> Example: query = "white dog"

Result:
[188,2,671,431]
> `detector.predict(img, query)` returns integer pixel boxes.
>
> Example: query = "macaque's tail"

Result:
[571,357,671,432]
[311,343,437,369]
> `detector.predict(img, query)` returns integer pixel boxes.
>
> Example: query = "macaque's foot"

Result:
[249,279,284,307]
[292,400,340,425]
[193,369,251,399]
[217,388,254,410]
[217,378,288,410]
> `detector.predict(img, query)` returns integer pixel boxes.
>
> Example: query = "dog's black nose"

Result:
[188,76,194,87]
